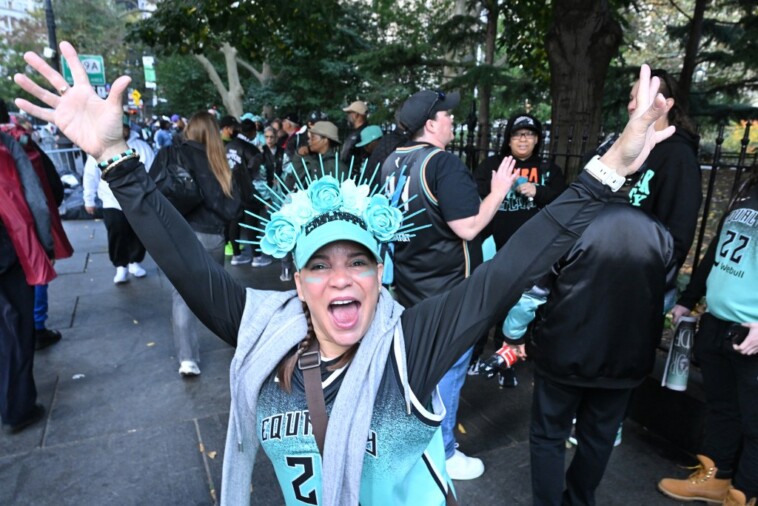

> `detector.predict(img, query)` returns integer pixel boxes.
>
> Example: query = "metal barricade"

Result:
[42,146,86,178]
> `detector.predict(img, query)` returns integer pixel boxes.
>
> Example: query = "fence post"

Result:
[730,122,752,196]
[465,102,477,171]
[693,124,726,272]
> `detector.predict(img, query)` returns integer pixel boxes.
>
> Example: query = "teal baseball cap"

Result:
[294,212,381,269]
[355,125,383,147]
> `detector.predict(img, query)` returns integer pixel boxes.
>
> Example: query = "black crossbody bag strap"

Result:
[299,340,328,455]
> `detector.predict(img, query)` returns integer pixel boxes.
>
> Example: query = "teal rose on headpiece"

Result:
[260,213,299,258]
[309,176,342,213]
[364,194,403,242]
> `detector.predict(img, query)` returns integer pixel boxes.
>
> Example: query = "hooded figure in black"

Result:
[598,68,702,268]
[475,112,566,249]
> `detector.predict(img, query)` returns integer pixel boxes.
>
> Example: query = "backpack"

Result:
[149,144,203,215]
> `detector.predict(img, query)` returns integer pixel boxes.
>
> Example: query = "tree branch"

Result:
[666,0,691,21]
[236,58,277,84]
[194,53,228,96]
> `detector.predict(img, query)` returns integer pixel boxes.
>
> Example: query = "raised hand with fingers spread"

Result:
[14,41,130,161]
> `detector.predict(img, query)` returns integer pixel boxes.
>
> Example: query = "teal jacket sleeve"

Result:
[502,285,550,343]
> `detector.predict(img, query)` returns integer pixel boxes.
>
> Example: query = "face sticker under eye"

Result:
[357,269,377,278]
[303,276,323,284]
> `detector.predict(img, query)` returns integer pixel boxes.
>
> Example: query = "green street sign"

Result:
[61,55,106,86]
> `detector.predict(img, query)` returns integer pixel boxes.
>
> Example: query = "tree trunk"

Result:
[678,0,707,114]
[193,43,244,117]
[477,0,499,162]
[546,0,622,179]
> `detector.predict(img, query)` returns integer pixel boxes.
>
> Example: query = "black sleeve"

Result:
[533,161,566,208]
[104,158,246,346]
[644,154,702,268]
[677,219,721,309]
[33,141,64,205]
[401,172,612,403]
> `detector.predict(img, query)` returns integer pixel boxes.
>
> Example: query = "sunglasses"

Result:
[424,91,446,121]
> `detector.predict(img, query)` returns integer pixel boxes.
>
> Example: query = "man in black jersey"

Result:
[381,89,518,480]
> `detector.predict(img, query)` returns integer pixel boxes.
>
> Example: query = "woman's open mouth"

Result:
[328,299,361,329]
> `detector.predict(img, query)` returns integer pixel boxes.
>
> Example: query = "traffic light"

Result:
[131,89,142,106]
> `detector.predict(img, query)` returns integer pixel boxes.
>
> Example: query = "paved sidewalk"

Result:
[0,220,696,505]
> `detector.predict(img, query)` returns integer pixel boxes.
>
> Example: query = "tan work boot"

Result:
[658,455,731,504]
[723,488,757,506]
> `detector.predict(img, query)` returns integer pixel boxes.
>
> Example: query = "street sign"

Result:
[61,55,106,86]
[142,56,156,89]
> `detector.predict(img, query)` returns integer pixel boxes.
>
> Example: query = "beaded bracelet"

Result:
[97,149,136,170]
[100,152,139,179]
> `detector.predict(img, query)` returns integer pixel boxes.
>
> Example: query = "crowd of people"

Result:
[2,40,756,506]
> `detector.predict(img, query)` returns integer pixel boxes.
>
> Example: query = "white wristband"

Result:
[584,155,625,192]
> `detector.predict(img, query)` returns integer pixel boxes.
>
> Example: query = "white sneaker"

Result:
[113,266,129,284]
[446,449,485,480]
[128,262,147,278]
[178,360,201,377]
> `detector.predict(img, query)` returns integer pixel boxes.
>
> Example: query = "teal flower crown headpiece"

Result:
[238,154,428,267]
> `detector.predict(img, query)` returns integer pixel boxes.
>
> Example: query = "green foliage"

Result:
[152,54,219,116]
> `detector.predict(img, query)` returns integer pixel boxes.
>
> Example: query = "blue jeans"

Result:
[33,284,48,331]
[439,346,474,458]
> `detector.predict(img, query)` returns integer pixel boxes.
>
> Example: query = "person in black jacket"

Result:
[492,179,677,506]
[150,111,241,377]
[248,126,283,268]
[475,112,566,249]
[225,119,261,266]
[597,68,702,269]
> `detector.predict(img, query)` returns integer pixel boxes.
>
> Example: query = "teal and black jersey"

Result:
[258,331,453,505]
[706,189,758,323]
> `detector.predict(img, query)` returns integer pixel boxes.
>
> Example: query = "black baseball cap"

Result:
[396,90,460,134]
[218,115,240,129]
[283,112,300,125]
[509,114,541,134]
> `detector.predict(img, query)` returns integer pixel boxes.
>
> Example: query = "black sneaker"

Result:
[35,328,62,351]
[1,404,45,435]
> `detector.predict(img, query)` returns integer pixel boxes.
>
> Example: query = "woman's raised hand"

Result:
[14,41,130,162]
[600,64,675,177]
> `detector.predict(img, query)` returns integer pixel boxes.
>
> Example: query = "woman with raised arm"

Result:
[15,42,672,506]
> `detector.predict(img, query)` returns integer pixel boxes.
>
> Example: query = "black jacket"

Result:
[527,201,677,388]
[150,141,241,235]
[225,135,260,207]
[594,129,701,268]
[340,123,368,175]
[475,154,566,249]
